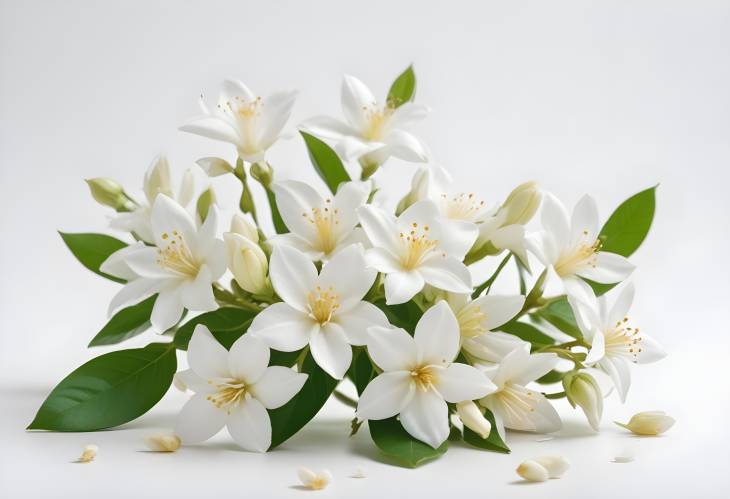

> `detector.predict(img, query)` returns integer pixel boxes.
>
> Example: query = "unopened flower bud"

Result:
[230,213,259,243]
[564,372,603,431]
[196,157,234,177]
[250,162,274,187]
[78,444,98,463]
[144,433,181,452]
[143,155,173,202]
[615,411,675,436]
[224,233,271,296]
[456,400,492,439]
[196,187,217,221]
[534,455,570,478]
[500,181,541,226]
[85,178,132,211]
[297,467,332,490]
[396,166,430,215]
[516,460,549,482]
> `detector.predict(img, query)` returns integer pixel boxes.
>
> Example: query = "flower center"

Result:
[410,366,436,391]
[441,192,487,222]
[219,95,262,154]
[456,304,487,339]
[554,231,602,277]
[399,222,438,270]
[206,378,248,414]
[302,198,339,254]
[496,383,538,429]
[307,285,340,325]
[362,104,393,141]
[604,316,644,362]
[157,230,200,277]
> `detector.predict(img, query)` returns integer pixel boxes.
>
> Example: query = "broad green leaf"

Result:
[374,299,422,334]
[264,187,288,234]
[196,188,215,221]
[498,320,555,349]
[348,348,376,395]
[369,417,448,468]
[88,295,156,347]
[301,131,351,193]
[535,298,582,339]
[173,307,257,350]
[536,369,566,384]
[28,343,176,431]
[462,409,510,453]
[387,65,416,108]
[59,232,128,283]
[269,351,338,448]
[599,185,657,257]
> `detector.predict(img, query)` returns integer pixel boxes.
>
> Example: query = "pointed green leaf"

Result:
[269,351,338,448]
[301,131,351,193]
[348,347,376,395]
[28,343,176,431]
[498,320,555,349]
[387,65,416,108]
[59,232,128,283]
[88,295,156,347]
[599,185,657,257]
[264,186,288,234]
[369,417,448,468]
[462,409,510,453]
[535,297,582,339]
[173,307,257,350]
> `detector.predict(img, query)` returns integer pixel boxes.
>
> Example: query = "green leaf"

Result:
[536,369,566,384]
[348,348,376,395]
[369,417,448,468]
[28,343,176,431]
[301,131,351,193]
[374,299,422,334]
[462,409,510,453]
[88,295,156,347]
[59,232,128,283]
[599,185,657,257]
[387,65,416,108]
[264,187,288,234]
[498,320,555,349]
[535,297,582,339]
[173,307,257,350]
[269,351,338,448]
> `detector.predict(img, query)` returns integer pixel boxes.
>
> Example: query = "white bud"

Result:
[78,444,98,463]
[456,401,492,439]
[565,372,603,431]
[615,411,675,436]
[396,166,431,215]
[85,178,131,211]
[230,213,259,243]
[500,181,542,226]
[143,155,173,203]
[144,433,181,452]
[534,455,570,478]
[224,233,271,295]
[516,460,549,482]
[196,157,234,177]
[297,467,332,490]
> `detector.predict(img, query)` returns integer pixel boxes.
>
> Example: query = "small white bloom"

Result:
[196,157,234,177]
[516,460,549,482]
[358,200,477,304]
[180,80,296,163]
[271,180,370,261]
[301,74,429,165]
[78,444,98,463]
[249,244,388,379]
[356,302,497,448]
[456,400,492,439]
[224,232,271,296]
[615,411,675,435]
[445,292,526,363]
[533,456,570,478]
[101,194,226,332]
[144,433,181,452]
[297,467,332,490]
[565,372,604,431]
[110,155,195,244]
[230,212,259,243]
[528,194,635,302]
[569,283,666,402]
[478,345,562,441]
[175,325,308,452]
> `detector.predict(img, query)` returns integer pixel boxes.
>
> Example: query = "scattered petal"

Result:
[144,433,181,452]
[298,467,332,490]
[612,455,635,463]
[351,467,367,479]
[516,460,549,482]
[77,444,98,463]
[615,411,675,435]
[535,437,554,442]
[534,456,570,478]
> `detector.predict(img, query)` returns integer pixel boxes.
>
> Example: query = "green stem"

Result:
[234,159,258,223]
[472,253,512,298]
[333,389,358,408]
[212,284,262,313]
[359,160,380,180]
[544,391,567,400]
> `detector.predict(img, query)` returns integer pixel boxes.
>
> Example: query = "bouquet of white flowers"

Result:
[29,66,665,467]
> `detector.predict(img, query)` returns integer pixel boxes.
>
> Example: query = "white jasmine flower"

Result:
[249,244,388,379]
[358,200,477,304]
[230,212,259,242]
[180,79,296,162]
[478,345,562,440]
[77,444,98,463]
[569,283,666,402]
[301,74,429,165]
[271,180,370,261]
[356,302,496,448]
[101,194,226,332]
[144,434,181,452]
[175,325,308,452]
[445,292,526,363]
[111,155,195,243]
[615,411,675,435]
[528,194,635,302]
[297,467,332,490]
[516,460,549,482]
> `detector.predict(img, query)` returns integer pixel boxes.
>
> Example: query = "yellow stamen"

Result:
[399,222,438,270]
[441,192,487,221]
[206,378,247,414]
[604,317,643,362]
[302,200,340,254]
[456,304,487,339]
[157,231,200,277]
[554,237,602,277]
[362,103,394,141]
[410,366,436,391]
[307,285,340,325]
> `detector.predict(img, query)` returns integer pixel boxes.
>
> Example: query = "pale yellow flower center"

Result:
[206,378,247,414]
[457,304,487,339]
[157,231,200,277]
[307,285,340,326]
[399,222,439,270]
[302,198,339,254]
[219,95,263,154]
[441,192,487,222]
[604,316,644,362]
[362,104,394,141]
[410,366,437,391]
[554,231,602,277]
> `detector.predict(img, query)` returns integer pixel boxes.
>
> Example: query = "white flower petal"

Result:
[585,329,606,364]
[414,301,460,366]
[269,245,318,312]
[272,180,323,244]
[576,252,635,284]
[635,333,666,364]
[332,181,370,235]
[356,371,414,421]
[419,255,472,294]
[389,102,430,128]
[108,277,163,316]
[179,116,241,145]
[607,282,635,327]
[317,244,376,311]
[150,194,198,249]
[301,115,356,140]
[221,79,255,101]
[179,265,217,311]
[150,288,185,332]
[435,363,497,402]
[384,271,424,305]
[399,389,449,449]
[382,129,429,162]
[358,205,401,255]
[250,366,308,409]
[571,195,600,244]
[228,334,270,384]
[188,324,230,379]
[227,398,271,452]
[437,220,478,260]
[463,332,528,364]
[365,247,402,273]
[334,301,389,346]
[472,294,525,331]
[341,75,376,130]
[101,242,154,280]
[367,326,418,372]
[258,90,297,148]
[310,324,352,380]
[513,353,560,386]
[175,393,226,444]
[541,194,571,244]
[248,302,314,352]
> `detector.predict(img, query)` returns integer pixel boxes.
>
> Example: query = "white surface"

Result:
[1,0,729,497]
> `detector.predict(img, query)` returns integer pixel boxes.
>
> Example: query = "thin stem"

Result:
[333,389,358,408]
[212,284,262,313]
[544,391,567,400]
[234,158,258,223]
[472,253,512,299]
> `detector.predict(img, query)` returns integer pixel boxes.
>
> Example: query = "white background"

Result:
[1,0,729,497]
